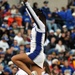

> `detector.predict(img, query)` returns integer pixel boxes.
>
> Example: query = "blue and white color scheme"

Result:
[25,2,45,68]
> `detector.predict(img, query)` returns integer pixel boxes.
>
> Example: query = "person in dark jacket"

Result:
[41,1,51,20]
[0,66,12,75]
[2,0,10,11]
[33,2,39,11]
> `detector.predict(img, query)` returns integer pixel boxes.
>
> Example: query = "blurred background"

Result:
[0,0,75,75]
[8,0,68,11]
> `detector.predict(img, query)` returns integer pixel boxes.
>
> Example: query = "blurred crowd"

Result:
[0,0,75,75]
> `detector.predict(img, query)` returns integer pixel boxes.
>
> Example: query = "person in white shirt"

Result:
[55,39,65,52]
[14,32,23,45]
[0,36,9,52]
[11,5,17,15]
[46,54,52,66]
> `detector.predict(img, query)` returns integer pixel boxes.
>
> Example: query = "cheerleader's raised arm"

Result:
[24,1,45,32]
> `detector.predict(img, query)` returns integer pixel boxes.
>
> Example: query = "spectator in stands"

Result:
[22,12,31,30]
[33,2,39,11]
[45,37,57,54]
[24,41,30,52]
[59,32,66,43]
[53,7,59,14]
[52,59,59,65]
[58,7,66,21]
[71,26,75,40]
[48,30,57,41]
[0,6,6,23]
[8,61,18,75]
[0,51,6,67]
[58,52,64,67]
[11,40,20,52]
[51,64,61,75]
[42,61,51,75]
[63,31,72,51]
[19,49,25,54]
[11,5,17,16]
[11,66,18,75]
[55,39,65,52]
[19,41,25,51]
[0,48,3,53]
[52,7,64,28]
[3,9,11,19]
[65,6,73,28]
[14,32,23,45]
[50,37,56,49]
[14,9,22,26]
[23,34,30,44]
[0,66,12,75]
[61,60,74,75]
[4,9,14,26]
[73,0,75,6]
[47,18,58,32]
[1,20,8,28]
[70,28,75,49]
[19,2,26,15]
[46,54,52,66]
[41,1,51,20]
[0,65,3,74]
[41,1,53,32]
[20,28,25,36]
[8,27,15,46]
[12,21,19,34]
[8,61,14,70]
[54,29,62,38]
[44,30,57,52]
[62,25,68,33]
[72,12,75,26]
[2,0,10,11]
[4,47,14,64]
[0,25,8,39]
[0,36,9,52]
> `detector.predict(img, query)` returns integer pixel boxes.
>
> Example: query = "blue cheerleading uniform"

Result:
[25,2,45,68]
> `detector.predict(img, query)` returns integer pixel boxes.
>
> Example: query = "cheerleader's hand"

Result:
[21,0,28,5]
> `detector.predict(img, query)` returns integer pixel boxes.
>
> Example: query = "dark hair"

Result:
[0,48,3,51]
[11,5,17,9]
[43,1,48,4]
[52,64,60,69]
[43,61,51,74]
[61,7,65,11]
[57,39,63,44]
[34,9,47,41]
[33,2,38,8]
[34,9,46,25]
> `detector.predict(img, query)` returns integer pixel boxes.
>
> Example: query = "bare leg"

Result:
[11,53,34,75]
[31,65,43,75]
